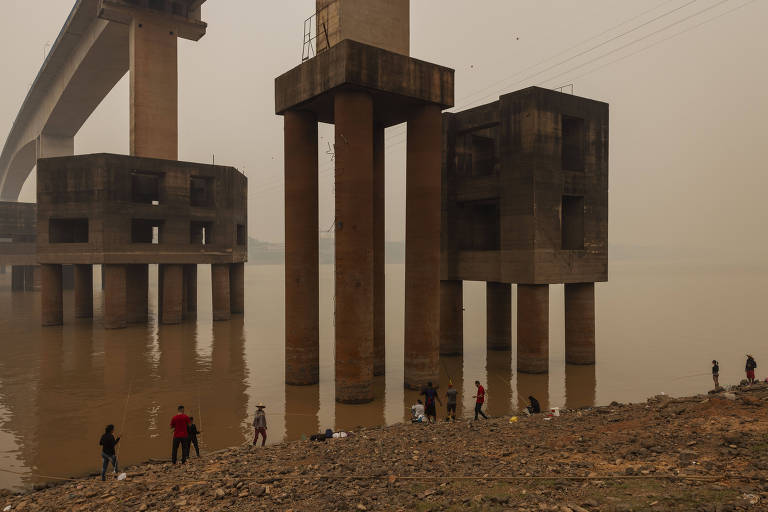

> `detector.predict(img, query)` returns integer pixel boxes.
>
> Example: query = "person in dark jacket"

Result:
[712,360,720,389]
[99,424,120,481]
[188,417,201,457]
[746,355,757,385]
[526,396,541,415]
[420,382,441,424]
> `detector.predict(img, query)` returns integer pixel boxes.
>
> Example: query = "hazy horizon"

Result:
[1,0,767,262]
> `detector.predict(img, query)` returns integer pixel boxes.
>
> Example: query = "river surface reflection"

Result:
[0,261,766,489]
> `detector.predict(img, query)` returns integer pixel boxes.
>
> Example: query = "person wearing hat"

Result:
[253,403,267,447]
[745,355,757,385]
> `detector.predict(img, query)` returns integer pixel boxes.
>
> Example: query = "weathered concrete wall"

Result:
[442,86,608,285]
[0,202,36,266]
[36,154,247,265]
[316,0,409,56]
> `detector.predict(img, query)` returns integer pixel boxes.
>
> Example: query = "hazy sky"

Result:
[1,0,767,260]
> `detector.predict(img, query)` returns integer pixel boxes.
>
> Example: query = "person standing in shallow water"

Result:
[253,403,267,446]
[170,405,191,464]
[712,360,720,389]
[473,380,488,420]
[745,355,757,385]
[99,424,120,481]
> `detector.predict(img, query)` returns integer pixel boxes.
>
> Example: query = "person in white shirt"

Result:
[411,400,425,423]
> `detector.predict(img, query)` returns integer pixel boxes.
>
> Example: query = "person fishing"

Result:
[745,355,757,385]
[473,380,488,420]
[526,395,541,415]
[99,424,120,481]
[188,416,201,457]
[170,405,191,464]
[253,403,267,447]
[445,382,458,421]
[420,381,441,424]
[712,360,720,389]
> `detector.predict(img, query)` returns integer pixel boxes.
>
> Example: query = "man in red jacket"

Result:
[170,405,191,464]
[473,380,488,420]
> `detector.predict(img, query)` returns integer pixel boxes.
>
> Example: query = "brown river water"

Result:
[0,261,766,490]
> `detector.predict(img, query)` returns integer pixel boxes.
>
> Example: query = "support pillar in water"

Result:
[126,264,149,323]
[517,284,549,373]
[211,264,231,321]
[440,280,463,355]
[565,282,596,365]
[230,262,244,315]
[103,265,127,329]
[486,282,511,351]
[41,264,63,326]
[74,264,93,318]
[159,264,183,324]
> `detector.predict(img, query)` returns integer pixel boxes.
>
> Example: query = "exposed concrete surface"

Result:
[316,0,409,56]
[41,264,63,326]
[517,284,549,374]
[373,124,385,376]
[439,280,463,356]
[74,264,93,318]
[211,263,231,322]
[565,282,596,365]
[486,281,511,351]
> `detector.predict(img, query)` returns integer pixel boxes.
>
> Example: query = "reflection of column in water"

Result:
[486,349,512,417]
[284,383,320,441]
[439,355,463,419]
[335,376,385,432]
[565,364,596,410]
[206,317,249,448]
[515,372,549,413]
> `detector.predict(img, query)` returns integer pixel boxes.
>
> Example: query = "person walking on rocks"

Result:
[473,380,488,420]
[421,382,441,424]
[712,360,720,389]
[745,355,757,385]
[99,424,120,481]
[253,403,267,446]
[170,405,191,464]
[445,382,458,421]
[188,416,201,457]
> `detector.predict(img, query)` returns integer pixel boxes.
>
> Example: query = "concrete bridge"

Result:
[0,0,208,200]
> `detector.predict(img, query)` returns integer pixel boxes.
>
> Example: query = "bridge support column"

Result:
[183,264,197,319]
[284,110,319,386]
[41,264,63,326]
[212,264,231,321]
[487,282,512,351]
[373,124,386,376]
[334,90,374,403]
[517,284,549,373]
[159,264,183,324]
[103,265,127,329]
[74,264,93,318]
[11,266,24,291]
[440,280,463,355]
[126,264,148,323]
[129,15,178,160]
[230,263,244,315]
[565,283,596,365]
[404,104,442,390]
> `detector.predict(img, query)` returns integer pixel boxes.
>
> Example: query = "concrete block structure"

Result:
[278,0,454,403]
[440,87,608,372]
[0,202,38,290]
[36,154,247,328]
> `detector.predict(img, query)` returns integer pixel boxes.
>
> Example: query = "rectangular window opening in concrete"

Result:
[561,195,585,250]
[562,116,585,171]
[471,134,496,176]
[131,219,164,244]
[190,177,214,208]
[148,0,166,12]
[457,200,500,251]
[190,221,214,245]
[49,218,89,243]
[236,224,246,246]
[131,171,162,205]
[172,2,187,17]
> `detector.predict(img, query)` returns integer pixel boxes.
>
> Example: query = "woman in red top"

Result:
[473,381,488,420]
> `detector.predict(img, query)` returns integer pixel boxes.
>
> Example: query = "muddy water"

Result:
[0,261,766,489]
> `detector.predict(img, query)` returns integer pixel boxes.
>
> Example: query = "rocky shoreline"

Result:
[2,384,768,511]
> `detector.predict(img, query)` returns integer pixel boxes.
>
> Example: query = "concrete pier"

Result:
[404,104,442,390]
[159,264,183,324]
[103,265,127,329]
[126,264,148,324]
[373,124,386,377]
[183,264,197,319]
[211,264,231,322]
[487,282,512,351]
[11,266,24,291]
[74,264,93,318]
[41,264,63,326]
[334,90,374,403]
[565,282,596,365]
[284,110,319,385]
[517,284,549,373]
[230,262,244,315]
[439,280,463,355]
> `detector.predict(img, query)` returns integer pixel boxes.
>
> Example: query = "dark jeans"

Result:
[191,436,200,457]
[101,452,118,481]
[447,403,457,419]
[172,437,191,464]
[474,402,487,420]
[253,428,267,446]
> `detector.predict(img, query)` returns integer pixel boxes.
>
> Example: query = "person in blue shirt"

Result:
[420,382,442,424]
